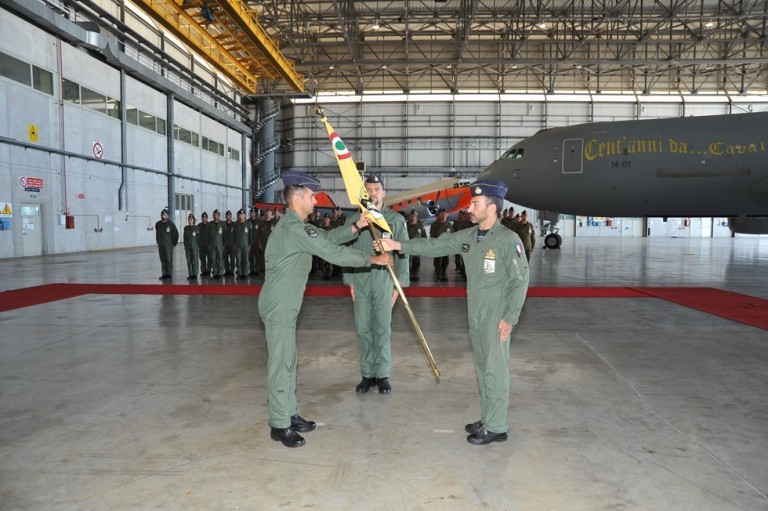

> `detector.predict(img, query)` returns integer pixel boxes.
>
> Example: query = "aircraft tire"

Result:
[545,233,562,249]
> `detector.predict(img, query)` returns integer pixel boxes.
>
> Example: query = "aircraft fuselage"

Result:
[480,112,768,218]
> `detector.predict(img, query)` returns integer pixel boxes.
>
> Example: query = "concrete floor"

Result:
[1,238,767,510]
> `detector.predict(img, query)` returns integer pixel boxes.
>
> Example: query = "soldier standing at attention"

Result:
[234,209,250,279]
[429,208,452,281]
[378,179,529,446]
[258,209,275,274]
[451,210,473,281]
[209,209,225,279]
[501,207,516,230]
[405,210,426,281]
[513,210,536,261]
[223,210,236,276]
[198,212,212,277]
[342,174,410,395]
[183,213,200,280]
[248,208,261,277]
[155,208,179,280]
[258,170,392,448]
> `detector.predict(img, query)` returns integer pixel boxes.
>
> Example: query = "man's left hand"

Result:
[498,320,513,343]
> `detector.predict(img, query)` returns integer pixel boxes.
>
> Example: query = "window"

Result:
[0,51,31,86]
[126,106,139,125]
[81,86,106,113]
[32,66,53,95]
[228,147,240,161]
[155,117,166,135]
[107,97,121,119]
[62,78,80,103]
[139,111,156,131]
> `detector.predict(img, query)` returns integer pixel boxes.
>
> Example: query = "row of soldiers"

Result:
[403,206,536,283]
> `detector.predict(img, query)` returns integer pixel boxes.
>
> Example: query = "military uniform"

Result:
[223,213,236,275]
[248,210,261,276]
[183,219,200,279]
[451,211,473,280]
[198,214,212,276]
[406,214,427,281]
[429,215,452,281]
[155,210,179,279]
[209,214,226,278]
[396,180,529,441]
[233,211,250,278]
[513,215,536,261]
[258,214,277,273]
[258,200,373,431]
[342,206,410,386]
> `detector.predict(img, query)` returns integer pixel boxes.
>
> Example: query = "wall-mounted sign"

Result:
[92,141,104,159]
[19,177,43,192]
[28,124,38,142]
[75,193,86,199]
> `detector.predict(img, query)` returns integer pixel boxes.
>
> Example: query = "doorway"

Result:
[21,203,43,256]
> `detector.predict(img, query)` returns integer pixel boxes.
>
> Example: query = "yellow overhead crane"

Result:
[130,0,304,93]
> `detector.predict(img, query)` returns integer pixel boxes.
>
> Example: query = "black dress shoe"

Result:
[213,275,222,279]
[376,377,391,394]
[465,420,483,434]
[467,427,508,445]
[270,427,305,448]
[237,275,247,280]
[290,414,316,433]
[187,275,196,280]
[355,377,376,393]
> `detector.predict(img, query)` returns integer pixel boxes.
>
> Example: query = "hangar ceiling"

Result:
[250,0,768,96]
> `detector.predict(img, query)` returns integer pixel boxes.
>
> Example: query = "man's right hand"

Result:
[371,253,393,266]
[377,238,400,252]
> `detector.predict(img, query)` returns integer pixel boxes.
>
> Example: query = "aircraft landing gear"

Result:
[544,233,562,249]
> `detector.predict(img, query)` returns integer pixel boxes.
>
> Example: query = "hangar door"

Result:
[562,139,583,174]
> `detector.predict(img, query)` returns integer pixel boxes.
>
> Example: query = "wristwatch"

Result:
[353,223,363,234]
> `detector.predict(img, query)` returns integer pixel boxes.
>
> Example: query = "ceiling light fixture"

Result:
[373,19,380,30]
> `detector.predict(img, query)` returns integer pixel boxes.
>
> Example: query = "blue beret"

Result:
[282,170,321,192]
[365,173,383,184]
[470,179,508,198]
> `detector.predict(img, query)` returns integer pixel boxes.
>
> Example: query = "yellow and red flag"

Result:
[316,107,391,233]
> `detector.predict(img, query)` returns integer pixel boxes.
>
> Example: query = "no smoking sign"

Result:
[92,141,104,159]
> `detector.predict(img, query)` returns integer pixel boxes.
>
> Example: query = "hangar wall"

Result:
[0,9,251,258]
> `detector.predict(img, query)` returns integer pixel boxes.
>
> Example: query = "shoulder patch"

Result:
[305,226,319,238]
[461,243,469,252]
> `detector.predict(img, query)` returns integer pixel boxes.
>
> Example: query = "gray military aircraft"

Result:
[478,111,768,248]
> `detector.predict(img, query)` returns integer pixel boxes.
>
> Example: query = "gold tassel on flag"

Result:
[316,106,440,381]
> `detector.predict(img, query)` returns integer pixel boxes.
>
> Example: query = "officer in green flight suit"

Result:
[183,213,199,280]
[258,170,392,448]
[209,209,225,279]
[155,208,179,280]
[378,179,529,446]
[233,209,250,279]
[342,173,410,394]
[223,210,236,276]
[197,212,212,277]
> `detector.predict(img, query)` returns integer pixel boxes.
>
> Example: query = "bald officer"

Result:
[258,170,392,448]
[342,173,410,394]
[379,179,529,445]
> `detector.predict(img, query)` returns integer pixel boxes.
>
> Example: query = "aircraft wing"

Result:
[385,178,474,221]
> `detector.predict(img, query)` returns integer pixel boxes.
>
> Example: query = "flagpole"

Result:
[365,221,441,381]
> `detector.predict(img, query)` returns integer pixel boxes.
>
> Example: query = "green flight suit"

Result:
[155,219,179,276]
[258,209,373,429]
[342,208,410,379]
[398,220,529,433]
[233,220,250,276]
[430,219,452,279]
[406,219,427,279]
[224,220,236,274]
[198,221,212,275]
[209,220,225,277]
[183,224,199,277]
[248,217,261,274]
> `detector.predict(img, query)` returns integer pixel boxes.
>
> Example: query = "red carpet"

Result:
[1,283,766,330]
[632,287,768,331]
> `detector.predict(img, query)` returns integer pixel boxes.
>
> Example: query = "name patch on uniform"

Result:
[483,249,496,274]
[305,227,318,238]
[461,243,469,253]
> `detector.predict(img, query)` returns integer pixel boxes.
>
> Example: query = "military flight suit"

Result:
[224,220,236,275]
[197,220,212,276]
[398,221,529,433]
[513,220,536,261]
[406,219,427,280]
[430,218,452,280]
[248,216,261,275]
[183,223,200,278]
[258,217,277,273]
[452,216,473,279]
[209,220,226,277]
[155,218,179,277]
[342,208,410,380]
[258,209,374,429]
[234,219,250,276]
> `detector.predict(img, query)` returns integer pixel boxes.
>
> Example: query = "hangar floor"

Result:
[1,237,767,511]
